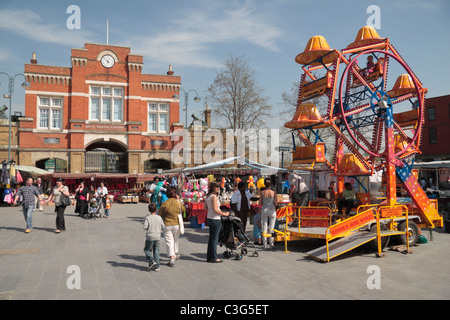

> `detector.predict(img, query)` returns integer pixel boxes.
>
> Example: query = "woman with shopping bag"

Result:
[46,178,70,233]
[158,186,184,267]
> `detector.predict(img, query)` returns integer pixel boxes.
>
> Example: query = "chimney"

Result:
[30,52,38,64]
[204,104,211,127]
[167,65,174,75]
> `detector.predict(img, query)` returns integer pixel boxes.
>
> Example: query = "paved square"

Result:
[1,203,449,300]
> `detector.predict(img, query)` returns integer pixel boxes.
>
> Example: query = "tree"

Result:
[206,54,272,131]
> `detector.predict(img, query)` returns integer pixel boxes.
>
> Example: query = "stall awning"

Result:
[11,165,51,176]
[182,157,288,174]
[413,161,450,169]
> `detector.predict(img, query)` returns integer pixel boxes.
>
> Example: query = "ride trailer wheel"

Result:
[368,224,390,251]
[397,221,420,247]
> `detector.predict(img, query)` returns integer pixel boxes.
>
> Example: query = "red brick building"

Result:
[418,94,450,161]
[18,43,183,173]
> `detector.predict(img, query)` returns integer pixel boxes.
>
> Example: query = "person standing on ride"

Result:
[205,182,229,263]
[287,172,310,207]
[259,179,278,249]
[159,186,183,267]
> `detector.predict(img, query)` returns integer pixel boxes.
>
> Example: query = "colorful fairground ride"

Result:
[276,26,443,262]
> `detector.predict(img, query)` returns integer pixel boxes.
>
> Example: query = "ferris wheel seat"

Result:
[295,35,339,66]
[392,109,419,128]
[292,144,326,164]
[345,26,386,50]
[334,154,371,176]
[284,102,326,129]
[350,57,385,88]
[386,74,416,98]
[300,71,334,100]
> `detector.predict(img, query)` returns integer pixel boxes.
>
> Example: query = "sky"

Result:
[0,0,448,129]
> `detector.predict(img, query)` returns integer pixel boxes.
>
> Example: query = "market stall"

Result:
[179,157,289,228]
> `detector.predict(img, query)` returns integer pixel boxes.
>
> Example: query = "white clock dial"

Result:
[101,54,115,68]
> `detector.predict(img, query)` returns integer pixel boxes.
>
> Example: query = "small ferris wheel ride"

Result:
[284,26,442,235]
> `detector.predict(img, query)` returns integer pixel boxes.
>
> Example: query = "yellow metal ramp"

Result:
[306,231,376,262]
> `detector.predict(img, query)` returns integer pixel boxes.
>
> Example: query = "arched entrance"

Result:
[144,159,171,173]
[85,140,128,173]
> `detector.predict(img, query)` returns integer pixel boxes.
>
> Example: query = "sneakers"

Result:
[167,259,175,267]
[25,228,32,233]
[147,261,160,272]
[148,261,157,271]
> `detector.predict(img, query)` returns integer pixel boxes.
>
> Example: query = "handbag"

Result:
[62,194,72,206]
[61,187,71,206]
[177,200,184,235]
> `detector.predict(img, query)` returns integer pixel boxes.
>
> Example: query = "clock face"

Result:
[101,54,115,68]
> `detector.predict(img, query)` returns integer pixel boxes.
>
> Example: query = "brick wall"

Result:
[20,43,181,173]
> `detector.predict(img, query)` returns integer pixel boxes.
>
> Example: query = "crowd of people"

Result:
[9,176,115,234]
[141,171,311,271]
[8,171,325,272]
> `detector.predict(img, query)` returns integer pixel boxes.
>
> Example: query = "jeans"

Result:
[207,218,222,262]
[22,205,34,229]
[261,210,276,247]
[144,239,160,267]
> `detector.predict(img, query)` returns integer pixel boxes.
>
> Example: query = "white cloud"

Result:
[130,1,284,69]
[0,8,96,47]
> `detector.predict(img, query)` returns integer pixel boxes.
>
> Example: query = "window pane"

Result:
[159,113,167,132]
[91,98,100,120]
[40,109,48,128]
[103,88,111,96]
[427,107,436,121]
[102,99,111,120]
[149,103,157,111]
[40,98,49,106]
[52,109,61,129]
[91,87,100,95]
[159,103,168,112]
[52,98,62,106]
[114,88,123,96]
[113,99,122,121]
[429,128,437,144]
[149,113,157,131]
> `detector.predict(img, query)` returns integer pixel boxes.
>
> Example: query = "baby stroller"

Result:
[87,197,102,219]
[219,213,258,260]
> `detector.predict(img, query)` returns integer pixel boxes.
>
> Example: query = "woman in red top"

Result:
[75,181,90,217]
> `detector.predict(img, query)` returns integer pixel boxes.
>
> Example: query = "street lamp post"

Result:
[172,89,201,168]
[172,89,201,129]
[0,72,31,176]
